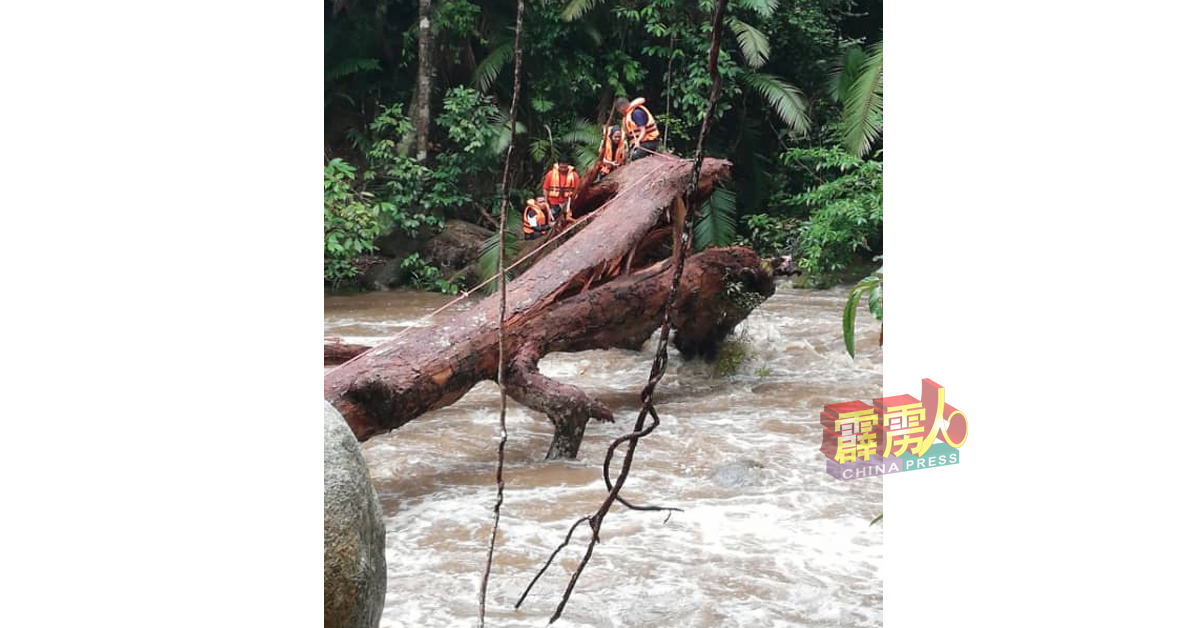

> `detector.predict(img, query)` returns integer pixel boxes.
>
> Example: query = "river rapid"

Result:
[325,280,883,628]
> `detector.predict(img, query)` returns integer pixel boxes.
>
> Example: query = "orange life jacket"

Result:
[522,198,551,235]
[599,128,625,174]
[543,166,579,203]
[622,97,660,142]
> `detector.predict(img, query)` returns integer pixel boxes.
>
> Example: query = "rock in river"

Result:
[712,458,767,488]
[325,401,386,628]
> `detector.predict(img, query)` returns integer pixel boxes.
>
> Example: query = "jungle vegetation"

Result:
[324,0,882,290]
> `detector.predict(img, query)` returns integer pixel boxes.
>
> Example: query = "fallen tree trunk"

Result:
[325,155,774,459]
[325,339,371,366]
[325,246,773,458]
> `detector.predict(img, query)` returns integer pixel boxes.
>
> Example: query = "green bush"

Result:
[324,88,513,288]
[324,158,387,285]
[782,147,882,286]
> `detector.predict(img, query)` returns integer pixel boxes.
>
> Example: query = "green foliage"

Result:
[783,146,882,284]
[729,18,770,69]
[324,158,386,285]
[714,332,754,378]
[870,513,883,526]
[472,38,515,93]
[744,213,802,256]
[695,185,739,251]
[737,0,780,19]
[741,72,811,134]
[400,253,465,295]
[435,0,482,36]
[476,209,523,294]
[325,88,516,288]
[839,41,883,157]
[324,0,880,293]
[843,266,882,358]
[562,0,606,21]
[721,276,767,315]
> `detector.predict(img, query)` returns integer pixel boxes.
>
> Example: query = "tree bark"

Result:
[414,0,433,163]
[325,246,772,458]
[325,339,371,366]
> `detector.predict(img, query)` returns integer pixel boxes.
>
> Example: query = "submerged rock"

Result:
[712,458,767,488]
[324,402,386,628]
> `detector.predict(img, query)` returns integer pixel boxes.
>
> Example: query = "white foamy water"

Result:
[325,281,883,627]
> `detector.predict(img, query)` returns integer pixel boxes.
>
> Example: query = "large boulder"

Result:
[325,402,386,628]
[419,219,492,271]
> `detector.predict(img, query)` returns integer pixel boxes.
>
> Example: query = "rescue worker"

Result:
[598,124,625,177]
[541,158,579,221]
[614,96,660,161]
[522,197,552,240]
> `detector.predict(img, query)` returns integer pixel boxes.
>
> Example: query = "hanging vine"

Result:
[516,1,731,623]
[477,0,525,626]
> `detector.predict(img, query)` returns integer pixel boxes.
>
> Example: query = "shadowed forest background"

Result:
[324,0,882,292]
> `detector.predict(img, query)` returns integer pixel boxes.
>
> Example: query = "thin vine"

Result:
[477,1,525,626]
[518,1,731,623]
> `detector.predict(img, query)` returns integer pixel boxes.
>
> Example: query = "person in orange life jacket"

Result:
[598,125,625,178]
[522,197,553,239]
[541,158,579,221]
[614,96,660,162]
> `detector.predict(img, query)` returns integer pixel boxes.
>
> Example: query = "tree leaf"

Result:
[843,280,865,357]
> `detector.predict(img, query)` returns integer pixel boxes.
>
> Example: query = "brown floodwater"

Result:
[325,280,883,627]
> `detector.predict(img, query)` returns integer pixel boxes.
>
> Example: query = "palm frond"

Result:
[472,39,514,92]
[742,72,810,135]
[476,212,523,294]
[325,57,381,82]
[827,46,868,103]
[561,119,601,146]
[841,41,883,157]
[528,136,552,164]
[736,0,779,18]
[729,18,770,69]
[572,143,599,174]
[694,185,739,251]
[488,115,526,155]
[562,0,606,21]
